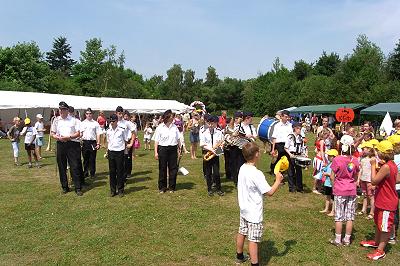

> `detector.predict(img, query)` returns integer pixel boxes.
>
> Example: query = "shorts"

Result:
[143,137,151,143]
[334,195,357,222]
[360,181,375,197]
[190,132,199,143]
[323,186,333,198]
[238,216,263,243]
[35,137,44,147]
[25,143,35,151]
[99,128,106,134]
[374,208,395,233]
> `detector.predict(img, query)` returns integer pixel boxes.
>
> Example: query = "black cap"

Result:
[58,101,69,109]
[211,115,219,123]
[204,113,211,122]
[292,122,302,128]
[110,114,118,121]
[234,111,243,118]
[243,111,253,118]
[68,106,75,113]
[116,106,124,113]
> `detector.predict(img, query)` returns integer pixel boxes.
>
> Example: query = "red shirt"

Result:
[97,116,106,128]
[219,116,227,129]
[375,161,399,211]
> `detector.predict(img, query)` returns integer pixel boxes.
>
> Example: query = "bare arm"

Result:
[266,174,284,196]
[371,164,390,186]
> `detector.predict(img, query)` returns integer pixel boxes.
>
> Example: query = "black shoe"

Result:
[110,192,117,197]
[84,172,89,178]
[118,191,124,197]
[90,175,96,179]
[216,190,225,196]
[289,189,296,193]
[127,173,132,178]
[62,188,70,194]
[208,191,214,197]
[76,190,83,196]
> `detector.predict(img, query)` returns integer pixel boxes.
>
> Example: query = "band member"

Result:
[271,110,292,174]
[123,110,137,178]
[80,108,101,179]
[230,111,245,186]
[200,115,225,196]
[51,101,83,196]
[68,106,85,185]
[284,122,307,192]
[115,107,135,182]
[154,110,181,193]
[106,114,128,197]
[240,112,257,140]
[223,117,234,180]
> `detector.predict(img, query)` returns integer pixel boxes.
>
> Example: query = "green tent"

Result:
[291,103,365,114]
[360,103,400,116]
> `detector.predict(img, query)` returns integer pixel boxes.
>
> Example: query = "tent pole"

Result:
[138,113,142,131]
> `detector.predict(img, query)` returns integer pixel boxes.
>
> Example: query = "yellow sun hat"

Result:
[326,149,339,157]
[24,118,31,125]
[388,135,400,145]
[274,156,289,174]
[369,139,379,147]
[359,141,374,149]
[376,140,394,153]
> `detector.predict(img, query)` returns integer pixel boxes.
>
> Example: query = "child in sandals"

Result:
[357,141,376,219]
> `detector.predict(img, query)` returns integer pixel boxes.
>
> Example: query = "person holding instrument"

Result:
[200,115,224,196]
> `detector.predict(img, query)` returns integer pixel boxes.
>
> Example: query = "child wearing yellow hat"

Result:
[357,141,376,219]
[20,117,40,168]
[360,140,399,260]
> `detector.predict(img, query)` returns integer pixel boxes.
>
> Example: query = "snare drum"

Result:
[294,156,312,168]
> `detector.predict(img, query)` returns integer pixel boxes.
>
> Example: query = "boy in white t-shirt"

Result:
[20,118,39,168]
[34,114,46,160]
[235,142,283,265]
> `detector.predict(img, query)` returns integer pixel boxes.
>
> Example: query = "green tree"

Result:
[204,66,219,87]
[387,39,400,80]
[0,41,50,91]
[314,51,340,76]
[293,60,313,80]
[46,36,75,76]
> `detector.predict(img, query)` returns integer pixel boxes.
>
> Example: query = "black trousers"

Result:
[223,148,232,179]
[288,157,303,192]
[124,145,133,179]
[108,150,124,194]
[270,142,288,173]
[203,155,221,191]
[230,146,245,186]
[158,145,178,191]
[82,140,97,177]
[57,141,82,191]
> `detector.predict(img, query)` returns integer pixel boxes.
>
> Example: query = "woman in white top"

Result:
[154,110,181,193]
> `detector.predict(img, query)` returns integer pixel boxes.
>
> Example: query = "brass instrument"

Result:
[224,127,254,149]
[203,140,225,161]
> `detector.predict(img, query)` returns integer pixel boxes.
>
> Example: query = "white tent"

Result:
[0,90,193,128]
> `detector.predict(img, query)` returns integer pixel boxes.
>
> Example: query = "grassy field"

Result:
[0,129,399,265]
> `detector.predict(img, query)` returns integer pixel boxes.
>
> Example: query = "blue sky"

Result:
[0,0,399,79]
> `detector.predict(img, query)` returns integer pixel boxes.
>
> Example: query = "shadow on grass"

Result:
[260,239,297,265]
[127,176,152,184]
[176,182,195,191]
[132,170,152,177]
[124,185,148,194]
[221,184,236,194]
[83,180,107,193]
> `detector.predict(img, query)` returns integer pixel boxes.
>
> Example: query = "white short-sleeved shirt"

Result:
[80,119,101,141]
[117,119,134,140]
[238,164,272,223]
[21,126,37,144]
[241,123,257,138]
[154,123,180,146]
[200,128,223,150]
[34,121,44,137]
[272,121,292,143]
[51,115,80,142]
[144,127,153,139]
[107,126,128,151]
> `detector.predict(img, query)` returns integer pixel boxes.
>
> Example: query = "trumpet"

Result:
[203,140,224,161]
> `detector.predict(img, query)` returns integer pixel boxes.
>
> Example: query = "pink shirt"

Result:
[331,155,360,196]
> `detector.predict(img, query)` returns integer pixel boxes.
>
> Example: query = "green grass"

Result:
[0,130,399,265]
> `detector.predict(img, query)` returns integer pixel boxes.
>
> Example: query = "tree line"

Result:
[0,35,400,115]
